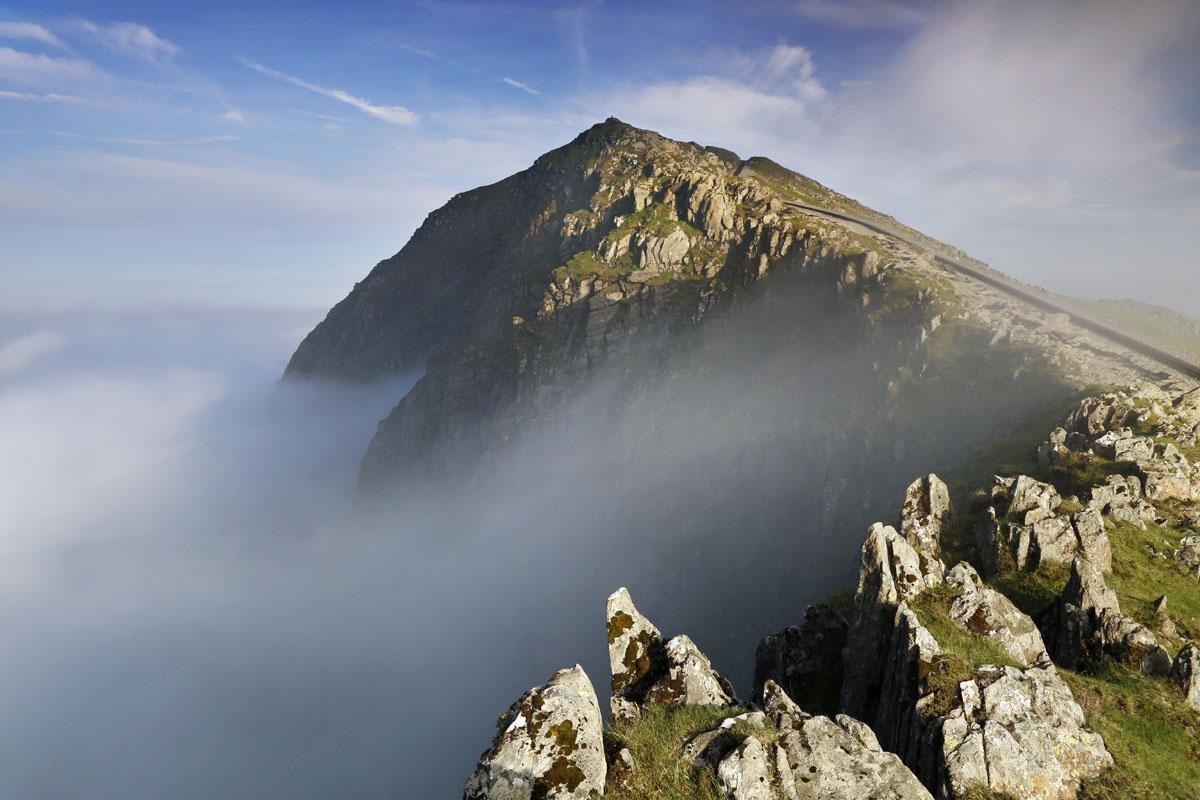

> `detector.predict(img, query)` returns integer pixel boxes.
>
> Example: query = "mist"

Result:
[0,270,1068,798]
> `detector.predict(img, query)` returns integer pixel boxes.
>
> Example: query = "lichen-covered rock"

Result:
[938,665,1112,800]
[1040,557,1170,675]
[1170,644,1200,711]
[857,587,1108,799]
[754,604,848,712]
[643,634,737,708]
[943,561,1051,668]
[716,736,774,800]
[606,587,664,722]
[463,665,606,800]
[762,681,933,800]
[900,473,955,574]
[606,588,734,722]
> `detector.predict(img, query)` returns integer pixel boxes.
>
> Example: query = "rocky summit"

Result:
[286,118,1177,494]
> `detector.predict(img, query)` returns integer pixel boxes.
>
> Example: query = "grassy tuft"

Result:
[602,704,787,800]
[1061,663,1200,800]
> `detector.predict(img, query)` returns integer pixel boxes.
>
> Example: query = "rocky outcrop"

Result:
[936,665,1112,800]
[1040,557,1171,676]
[464,665,606,800]
[859,599,1109,800]
[753,604,848,713]
[762,680,934,800]
[605,587,735,723]
[842,523,939,720]
[901,474,955,579]
[976,474,1112,577]
[1170,644,1200,711]
[943,561,1051,668]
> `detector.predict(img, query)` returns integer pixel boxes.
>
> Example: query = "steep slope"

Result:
[287,118,1175,495]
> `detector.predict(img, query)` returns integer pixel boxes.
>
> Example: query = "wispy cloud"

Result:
[238,57,419,126]
[0,330,67,376]
[0,21,65,49]
[76,20,180,63]
[46,131,238,146]
[221,110,246,124]
[0,47,99,85]
[0,89,82,103]
[501,77,539,95]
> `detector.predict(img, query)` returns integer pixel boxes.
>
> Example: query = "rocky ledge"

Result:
[463,381,1200,799]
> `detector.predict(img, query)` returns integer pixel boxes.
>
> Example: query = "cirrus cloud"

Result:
[238,57,419,126]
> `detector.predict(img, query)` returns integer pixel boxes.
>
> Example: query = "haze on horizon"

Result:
[0,0,1197,315]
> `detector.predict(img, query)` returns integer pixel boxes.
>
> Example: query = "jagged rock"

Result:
[855,592,1109,799]
[842,524,938,719]
[900,474,956,571]
[1112,435,1156,462]
[944,562,1051,668]
[1071,506,1113,571]
[1001,475,1062,523]
[1170,644,1200,711]
[464,665,606,800]
[606,587,664,722]
[1174,535,1200,579]
[606,588,734,722]
[1144,472,1200,503]
[643,634,737,708]
[754,604,848,711]
[716,736,774,800]
[1089,473,1141,512]
[1041,557,1170,675]
[1173,387,1200,425]
[938,665,1112,800]
[762,681,933,800]
[981,504,1112,576]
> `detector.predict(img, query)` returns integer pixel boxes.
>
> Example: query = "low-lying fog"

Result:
[0,302,959,798]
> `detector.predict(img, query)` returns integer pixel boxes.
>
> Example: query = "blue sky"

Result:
[1,0,1198,313]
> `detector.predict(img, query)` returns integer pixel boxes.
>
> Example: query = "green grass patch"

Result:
[1105,520,1200,645]
[988,560,1070,619]
[1049,451,1138,500]
[1061,663,1200,800]
[603,704,783,800]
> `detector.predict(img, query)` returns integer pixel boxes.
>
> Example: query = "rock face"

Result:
[754,604,848,713]
[1040,557,1171,676]
[605,587,734,723]
[761,681,934,800]
[463,665,606,800]
[842,523,939,721]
